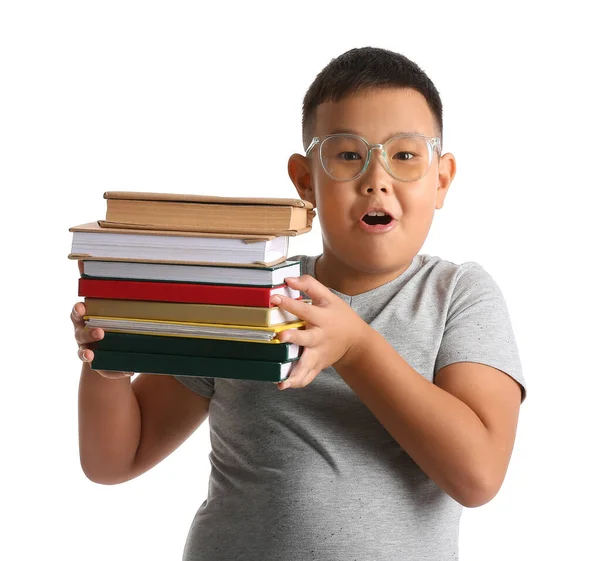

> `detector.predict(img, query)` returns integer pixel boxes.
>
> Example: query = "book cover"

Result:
[80,260,302,285]
[68,222,289,266]
[101,192,315,235]
[78,278,301,307]
[84,298,302,326]
[104,191,313,207]
[91,332,301,361]
[91,350,297,382]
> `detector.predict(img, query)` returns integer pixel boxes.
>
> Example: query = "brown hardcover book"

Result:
[100,191,316,235]
[84,298,303,327]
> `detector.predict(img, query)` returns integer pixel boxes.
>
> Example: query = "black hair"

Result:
[302,47,443,149]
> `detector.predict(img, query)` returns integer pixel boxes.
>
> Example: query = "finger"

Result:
[75,325,104,345]
[295,366,320,388]
[78,346,94,363]
[71,302,86,326]
[278,356,303,389]
[277,326,320,347]
[279,359,319,390]
[284,275,331,306]
[270,295,319,323]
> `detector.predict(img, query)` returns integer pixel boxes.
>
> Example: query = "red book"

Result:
[78,278,301,307]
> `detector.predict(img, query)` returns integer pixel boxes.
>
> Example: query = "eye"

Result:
[338,151,363,161]
[392,152,414,161]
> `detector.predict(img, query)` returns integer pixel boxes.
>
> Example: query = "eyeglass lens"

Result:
[320,135,433,181]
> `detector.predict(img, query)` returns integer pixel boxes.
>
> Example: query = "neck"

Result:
[314,249,414,297]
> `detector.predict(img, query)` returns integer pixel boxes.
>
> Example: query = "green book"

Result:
[91,332,301,361]
[91,350,298,382]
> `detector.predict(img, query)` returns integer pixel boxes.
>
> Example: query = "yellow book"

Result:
[84,316,305,342]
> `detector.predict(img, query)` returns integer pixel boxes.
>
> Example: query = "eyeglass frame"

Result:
[305,132,442,183]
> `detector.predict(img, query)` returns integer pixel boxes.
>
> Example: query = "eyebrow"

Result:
[329,129,427,138]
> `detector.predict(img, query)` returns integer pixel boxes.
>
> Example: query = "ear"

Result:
[288,153,316,206]
[435,152,457,210]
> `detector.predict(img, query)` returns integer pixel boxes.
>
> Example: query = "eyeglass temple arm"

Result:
[305,137,320,155]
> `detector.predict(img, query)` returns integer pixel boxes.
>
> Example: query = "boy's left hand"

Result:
[270,275,369,390]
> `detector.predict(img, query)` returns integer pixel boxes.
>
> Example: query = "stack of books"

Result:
[69,191,316,382]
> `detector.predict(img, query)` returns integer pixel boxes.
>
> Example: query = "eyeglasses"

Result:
[305,133,441,182]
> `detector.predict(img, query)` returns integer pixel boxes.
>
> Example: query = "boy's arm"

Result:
[335,331,521,508]
[79,365,210,485]
[273,275,522,508]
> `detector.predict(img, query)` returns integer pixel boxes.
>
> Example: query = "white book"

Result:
[69,222,289,266]
[82,259,302,286]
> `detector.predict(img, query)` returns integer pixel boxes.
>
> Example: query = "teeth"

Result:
[367,211,387,216]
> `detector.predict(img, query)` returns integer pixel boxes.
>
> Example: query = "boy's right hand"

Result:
[71,301,133,379]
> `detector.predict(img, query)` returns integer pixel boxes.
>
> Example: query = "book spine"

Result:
[92,332,297,361]
[78,278,298,307]
[91,350,294,382]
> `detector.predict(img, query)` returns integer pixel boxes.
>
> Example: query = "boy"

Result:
[72,47,526,560]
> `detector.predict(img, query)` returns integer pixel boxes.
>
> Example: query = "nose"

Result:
[359,148,392,195]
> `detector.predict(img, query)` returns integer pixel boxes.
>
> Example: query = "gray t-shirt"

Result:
[175,253,526,561]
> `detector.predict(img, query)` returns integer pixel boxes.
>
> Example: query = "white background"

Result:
[2,1,599,560]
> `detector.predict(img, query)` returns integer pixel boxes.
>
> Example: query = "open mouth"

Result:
[362,211,393,226]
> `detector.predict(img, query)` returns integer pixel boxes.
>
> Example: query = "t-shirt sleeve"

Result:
[173,375,215,399]
[434,262,526,401]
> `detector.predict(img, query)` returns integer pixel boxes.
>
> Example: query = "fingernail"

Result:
[73,307,80,318]
[271,295,282,305]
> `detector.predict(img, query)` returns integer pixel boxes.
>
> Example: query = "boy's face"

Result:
[289,87,456,278]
